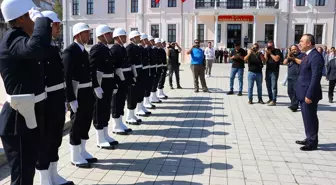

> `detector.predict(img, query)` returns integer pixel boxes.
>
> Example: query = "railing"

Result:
[195,0,279,9]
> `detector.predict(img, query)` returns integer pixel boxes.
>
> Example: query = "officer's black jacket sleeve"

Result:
[108,50,119,89]
[126,45,135,65]
[89,44,102,88]
[62,49,76,102]
[110,46,122,69]
[8,17,52,58]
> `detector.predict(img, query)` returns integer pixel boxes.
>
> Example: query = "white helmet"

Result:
[113,28,126,38]
[161,39,166,43]
[154,38,161,44]
[148,35,154,41]
[129,30,141,39]
[72,22,91,37]
[41,10,61,23]
[1,0,36,22]
[140,33,148,40]
[96,25,112,37]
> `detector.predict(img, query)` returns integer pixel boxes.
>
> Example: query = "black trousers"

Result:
[112,77,132,118]
[328,79,336,100]
[220,56,223,63]
[70,88,94,145]
[144,69,154,97]
[168,64,180,87]
[136,69,149,103]
[287,77,298,108]
[300,100,319,146]
[37,90,66,170]
[151,67,162,92]
[93,78,114,130]
[1,101,44,185]
[158,66,167,89]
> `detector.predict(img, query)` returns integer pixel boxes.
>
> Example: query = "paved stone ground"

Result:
[0,63,336,185]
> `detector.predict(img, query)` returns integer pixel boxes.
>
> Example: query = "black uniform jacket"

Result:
[110,43,134,82]
[62,43,92,103]
[0,17,52,136]
[89,42,117,89]
[139,45,150,67]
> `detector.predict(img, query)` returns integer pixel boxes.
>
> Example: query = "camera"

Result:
[267,46,273,50]
[252,47,258,52]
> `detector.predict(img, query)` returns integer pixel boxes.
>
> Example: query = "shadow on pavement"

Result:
[319,143,336,151]
[143,119,231,128]
[161,101,223,105]
[129,128,228,139]
[109,181,202,185]
[117,140,231,155]
[153,112,213,118]
[167,97,223,100]
[155,105,222,111]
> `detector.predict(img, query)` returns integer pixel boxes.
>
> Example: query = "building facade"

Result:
[63,0,336,61]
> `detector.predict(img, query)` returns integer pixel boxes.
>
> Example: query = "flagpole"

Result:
[160,1,162,38]
[181,0,184,63]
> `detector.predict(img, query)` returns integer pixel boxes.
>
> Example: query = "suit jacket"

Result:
[327,57,336,81]
[0,18,52,136]
[296,48,324,102]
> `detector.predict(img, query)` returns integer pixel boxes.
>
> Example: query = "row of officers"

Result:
[0,0,174,184]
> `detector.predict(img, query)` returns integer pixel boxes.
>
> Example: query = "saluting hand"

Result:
[29,7,44,22]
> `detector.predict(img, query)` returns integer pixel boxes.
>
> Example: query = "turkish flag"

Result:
[181,0,186,2]
[155,0,160,3]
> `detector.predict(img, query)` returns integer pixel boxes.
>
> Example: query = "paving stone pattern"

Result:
[0,64,335,185]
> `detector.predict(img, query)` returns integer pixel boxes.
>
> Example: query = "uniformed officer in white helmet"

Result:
[150,38,163,103]
[110,28,134,135]
[157,39,169,99]
[143,35,157,109]
[125,30,143,125]
[0,0,51,184]
[63,22,97,168]
[136,33,152,116]
[35,10,74,185]
[90,24,119,149]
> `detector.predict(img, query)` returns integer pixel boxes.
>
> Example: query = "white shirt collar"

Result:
[74,41,85,52]
[305,48,314,56]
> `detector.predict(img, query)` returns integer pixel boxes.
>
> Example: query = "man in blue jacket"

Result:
[187,39,210,93]
[296,34,324,151]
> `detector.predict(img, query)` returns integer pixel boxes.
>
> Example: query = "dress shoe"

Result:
[329,99,334,103]
[290,107,298,112]
[177,85,182,89]
[300,145,317,151]
[248,100,253,104]
[170,86,174,90]
[295,139,307,145]
[266,100,272,104]
[258,99,265,104]
[227,91,234,95]
[203,89,211,93]
[237,92,242,96]
[267,101,276,106]
[194,89,199,93]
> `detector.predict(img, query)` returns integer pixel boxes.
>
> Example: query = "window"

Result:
[168,0,177,7]
[110,27,115,44]
[151,24,160,38]
[227,0,243,9]
[314,25,323,44]
[108,0,115,13]
[296,0,305,6]
[294,25,304,44]
[264,24,274,42]
[197,24,204,42]
[315,0,325,6]
[88,30,93,45]
[250,0,257,7]
[151,0,160,8]
[248,24,253,43]
[168,24,176,42]
[131,28,138,31]
[72,0,79,15]
[265,0,275,6]
[131,0,138,13]
[87,0,93,15]
[217,24,221,43]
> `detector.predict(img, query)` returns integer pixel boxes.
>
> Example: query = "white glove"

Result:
[29,7,44,22]
[94,87,104,99]
[115,68,125,81]
[70,100,78,113]
[133,77,137,83]
[65,102,68,112]
[113,89,118,95]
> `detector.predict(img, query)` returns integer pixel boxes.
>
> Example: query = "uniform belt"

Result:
[135,64,143,69]
[157,64,163,67]
[102,73,114,78]
[78,82,92,89]
[143,65,150,69]
[46,82,66,93]
[7,92,47,104]
[122,67,132,72]
[149,65,157,68]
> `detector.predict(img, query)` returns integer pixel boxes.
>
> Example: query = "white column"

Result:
[274,13,278,47]
[223,23,227,48]
[194,13,198,41]
[214,15,218,49]
[62,0,69,48]
[253,13,257,44]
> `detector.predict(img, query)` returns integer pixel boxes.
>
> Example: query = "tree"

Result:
[53,0,62,21]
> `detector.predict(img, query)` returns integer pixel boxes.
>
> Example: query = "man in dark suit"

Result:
[296,34,324,151]
[326,52,336,103]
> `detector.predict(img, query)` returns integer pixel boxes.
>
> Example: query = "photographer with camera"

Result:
[244,43,266,104]
[283,45,304,111]
[167,42,182,89]
[227,43,247,96]
[264,40,282,106]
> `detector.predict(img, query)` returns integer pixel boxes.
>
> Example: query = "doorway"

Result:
[227,24,242,48]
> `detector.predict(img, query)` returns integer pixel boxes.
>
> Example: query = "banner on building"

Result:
[218,15,254,22]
